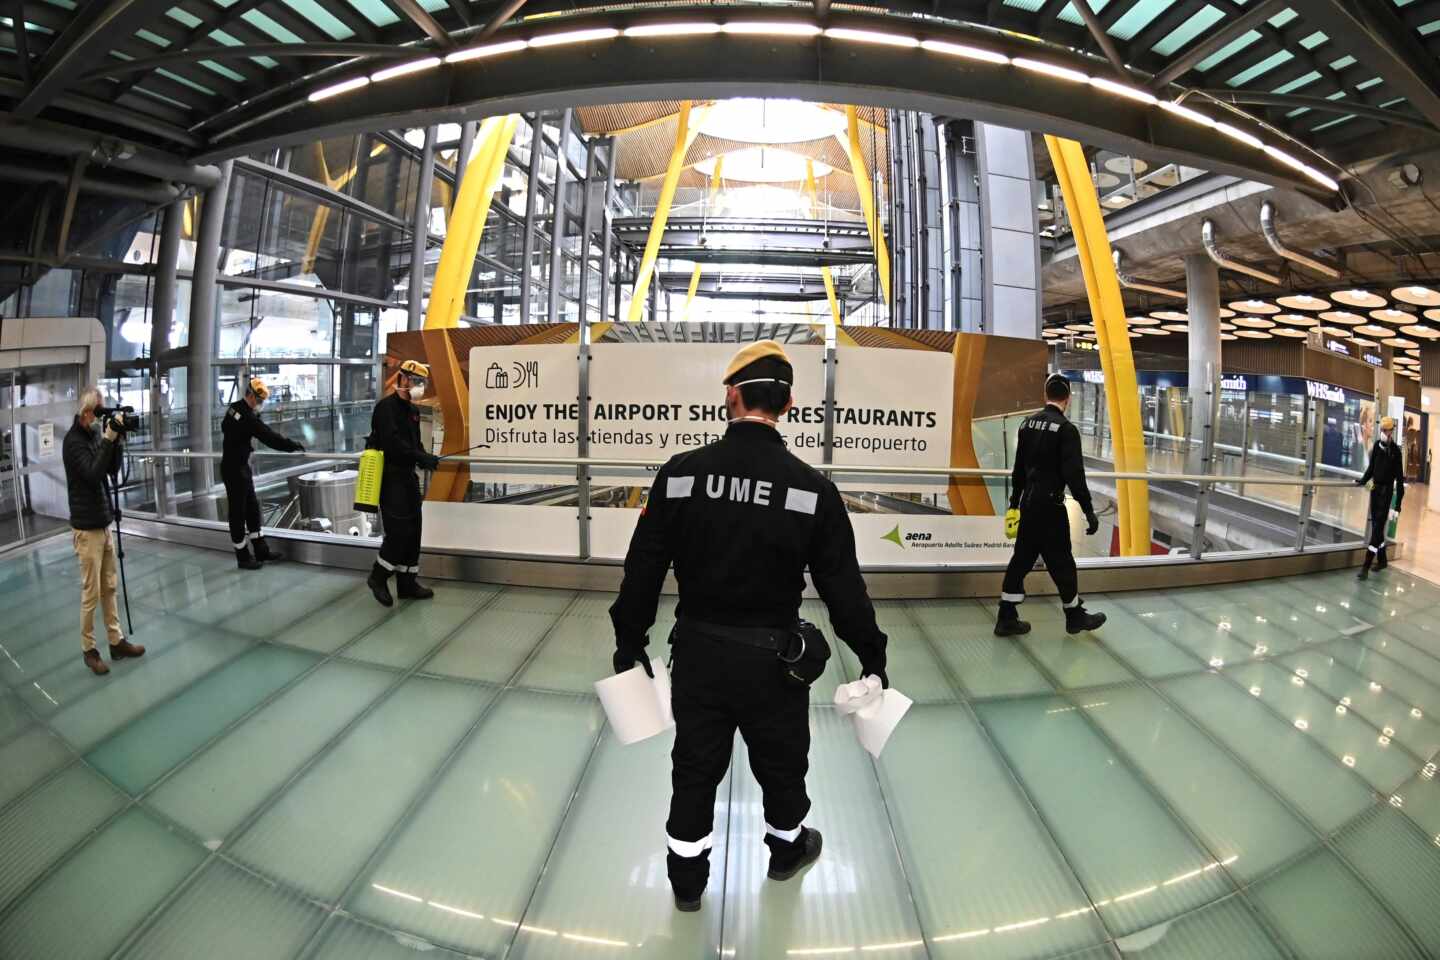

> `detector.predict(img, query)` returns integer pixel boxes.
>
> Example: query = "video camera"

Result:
[95,405,140,435]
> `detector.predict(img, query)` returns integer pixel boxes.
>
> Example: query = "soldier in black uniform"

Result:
[995,373,1107,637]
[609,340,889,913]
[221,377,304,570]
[367,359,441,607]
[1356,414,1405,580]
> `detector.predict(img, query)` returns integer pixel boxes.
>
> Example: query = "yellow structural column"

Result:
[805,159,842,327]
[1044,135,1150,556]
[839,106,892,308]
[425,114,519,330]
[629,101,701,323]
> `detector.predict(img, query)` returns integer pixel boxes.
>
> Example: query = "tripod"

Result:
[104,447,135,638]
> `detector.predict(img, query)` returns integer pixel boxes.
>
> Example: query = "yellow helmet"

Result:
[399,359,431,381]
[247,377,270,401]
[1380,416,1396,432]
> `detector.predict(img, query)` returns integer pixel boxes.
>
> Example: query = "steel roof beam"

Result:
[1287,0,1440,131]
[1198,89,1435,132]
[1072,0,1131,81]
[381,0,453,46]
[476,0,528,40]
[1149,0,1282,91]
[81,43,415,82]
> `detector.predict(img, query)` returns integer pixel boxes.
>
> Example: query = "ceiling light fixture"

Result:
[371,57,441,83]
[308,76,369,102]
[920,39,1009,64]
[721,22,822,36]
[529,27,620,47]
[1214,122,1263,149]
[1160,100,1215,127]
[444,39,527,63]
[623,23,722,37]
[824,27,919,47]
[1013,58,1089,83]
[1089,77,1156,104]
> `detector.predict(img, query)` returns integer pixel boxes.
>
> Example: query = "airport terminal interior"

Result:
[7,0,1440,957]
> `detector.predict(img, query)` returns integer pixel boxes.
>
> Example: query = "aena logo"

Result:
[881,525,932,547]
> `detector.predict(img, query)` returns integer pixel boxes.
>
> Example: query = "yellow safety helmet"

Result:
[1380,416,1396,432]
[247,377,270,401]
[399,359,431,381]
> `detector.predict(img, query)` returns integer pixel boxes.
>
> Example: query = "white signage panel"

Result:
[851,514,1011,565]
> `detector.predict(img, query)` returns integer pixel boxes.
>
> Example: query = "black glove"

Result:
[613,642,653,678]
[420,453,441,472]
[291,441,306,453]
[1355,478,1365,486]
[861,654,888,689]
[1085,510,1100,536]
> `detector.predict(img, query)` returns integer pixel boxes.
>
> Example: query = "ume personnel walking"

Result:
[1356,415,1405,580]
[609,340,889,913]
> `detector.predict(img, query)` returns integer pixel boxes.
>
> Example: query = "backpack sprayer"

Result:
[354,441,492,513]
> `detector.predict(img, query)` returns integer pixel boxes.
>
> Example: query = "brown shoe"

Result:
[109,639,146,660]
[83,649,110,676]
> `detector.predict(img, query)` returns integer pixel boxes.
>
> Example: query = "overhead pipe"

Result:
[1201,218,1280,285]
[0,163,189,205]
[0,115,221,189]
[1112,249,1186,300]
[1259,201,1341,279]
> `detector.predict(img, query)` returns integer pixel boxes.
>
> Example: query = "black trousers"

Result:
[377,473,422,575]
[1000,500,1079,607]
[1366,486,1394,558]
[666,623,810,888]
[221,463,261,550]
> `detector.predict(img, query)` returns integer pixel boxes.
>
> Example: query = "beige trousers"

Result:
[73,528,122,652]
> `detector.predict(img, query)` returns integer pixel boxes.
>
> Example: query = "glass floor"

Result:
[2,537,1440,960]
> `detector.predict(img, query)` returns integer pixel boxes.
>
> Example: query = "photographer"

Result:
[63,388,145,677]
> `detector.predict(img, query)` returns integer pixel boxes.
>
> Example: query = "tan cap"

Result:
[399,359,431,380]
[247,377,269,401]
[723,340,792,384]
[1380,416,1396,431]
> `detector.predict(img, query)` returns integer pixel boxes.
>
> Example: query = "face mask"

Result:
[408,384,425,401]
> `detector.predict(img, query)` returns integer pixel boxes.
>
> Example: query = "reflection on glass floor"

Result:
[3,539,1440,959]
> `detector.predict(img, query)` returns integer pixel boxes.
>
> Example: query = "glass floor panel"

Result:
[1,535,1439,958]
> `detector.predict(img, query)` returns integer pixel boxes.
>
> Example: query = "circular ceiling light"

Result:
[1065,322,1095,332]
[1401,323,1440,340]
[1136,327,1170,335]
[1370,308,1411,325]
[1233,316,1277,329]
[1150,310,1187,322]
[1348,336,1378,347]
[1127,315,1161,326]
[1103,155,1149,175]
[1392,285,1440,307]
[1221,322,1237,331]
[1423,308,1440,323]
[1093,172,1121,188]
[1272,327,1310,338]
[1319,311,1365,326]
[1038,209,1055,221]
[1319,325,1354,337]
[698,98,847,144]
[696,148,833,183]
[1273,313,1319,327]
[1236,330,1274,339]
[1219,307,1236,318]
[1221,333,1239,341]
[1162,323,1189,333]
[1128,331,1144,338]
[1384,337,1419,349]
[1355,324,1394,337]
[1277,293,1331,311]
[1229,299,1279,315]
[1333,289,1386,308]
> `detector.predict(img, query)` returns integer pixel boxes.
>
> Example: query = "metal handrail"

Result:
[125,448,1363,487]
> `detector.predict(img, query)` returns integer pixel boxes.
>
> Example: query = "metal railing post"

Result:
[576,321,591,560]
[1294,395,1322,551]
[1237,389,1252,498]
[1189,362,1219,559]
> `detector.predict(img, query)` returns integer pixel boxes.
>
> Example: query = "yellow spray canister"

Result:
[354,448,384,513]
[1004,508,1020,539]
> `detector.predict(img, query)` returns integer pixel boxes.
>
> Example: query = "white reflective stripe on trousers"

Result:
[667,834,713,858]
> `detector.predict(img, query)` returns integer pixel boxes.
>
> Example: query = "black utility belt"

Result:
[676,616,789,651]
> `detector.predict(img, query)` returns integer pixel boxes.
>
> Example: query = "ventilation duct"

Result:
[1201,219,1280,285]
[1259,201,1341,279]
[1113,249,1185,300]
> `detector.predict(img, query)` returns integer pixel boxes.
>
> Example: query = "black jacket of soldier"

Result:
[1009,403,1094,514]
[1360,438,1406,509]
[609,420,887,675]
[63,417,119,530]
[369,392,440,478]
[221,399,301,471]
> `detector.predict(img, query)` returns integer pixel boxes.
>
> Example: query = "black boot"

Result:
[1375,545,1388,571]
[1065,603,1107,634]
[994,600,1031,637]
[235,547,262,571]
[766,827,823,881]
[368,562,394,607]
[396,572,434,600]
[1358,553,1373,580]
[667,849,710,912]
[252,536,283,563]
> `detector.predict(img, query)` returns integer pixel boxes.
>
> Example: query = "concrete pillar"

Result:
[187,161,231,489]
[1186,252,1221,471]
[975,124,1041,339]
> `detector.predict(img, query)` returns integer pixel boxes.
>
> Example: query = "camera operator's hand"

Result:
[102,418,120,443]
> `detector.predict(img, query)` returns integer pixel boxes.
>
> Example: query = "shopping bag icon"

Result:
[485,363,509,389]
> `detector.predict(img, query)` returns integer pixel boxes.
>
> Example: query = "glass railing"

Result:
[98,445,1374,569]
